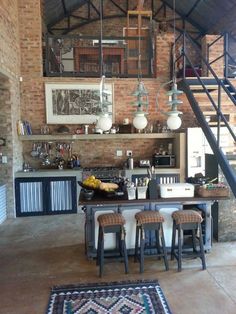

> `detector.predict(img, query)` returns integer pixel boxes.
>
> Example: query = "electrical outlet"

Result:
[126,150,132,157]
[116,150,123,157]
[2,156,7,163]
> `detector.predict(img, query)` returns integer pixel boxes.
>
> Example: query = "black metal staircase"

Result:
[175,32,236,198]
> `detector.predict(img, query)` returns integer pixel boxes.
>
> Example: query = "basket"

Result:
[196,185,230,197]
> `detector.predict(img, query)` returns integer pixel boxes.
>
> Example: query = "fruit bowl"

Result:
[78,181,124,198]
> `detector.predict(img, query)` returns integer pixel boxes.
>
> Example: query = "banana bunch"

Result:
[82,175,101,189]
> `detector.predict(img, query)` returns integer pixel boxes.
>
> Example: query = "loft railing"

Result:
[206,33,236,78]
[44,34,155,78]
[174,31,236,197]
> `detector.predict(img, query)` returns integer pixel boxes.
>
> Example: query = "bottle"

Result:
[128,155,134,170]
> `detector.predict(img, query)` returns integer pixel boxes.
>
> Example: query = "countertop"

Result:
[79,193,228,206]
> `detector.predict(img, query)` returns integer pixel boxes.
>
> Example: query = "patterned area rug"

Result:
[47,279,172,314]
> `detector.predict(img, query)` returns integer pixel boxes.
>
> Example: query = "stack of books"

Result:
[17,120,32,135]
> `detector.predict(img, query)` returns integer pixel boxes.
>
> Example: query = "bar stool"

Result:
[134,210,169,273]
[171,209,206,272]
[97,213,129,277]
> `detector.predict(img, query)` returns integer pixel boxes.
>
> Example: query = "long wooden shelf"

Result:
[18,133,179,141]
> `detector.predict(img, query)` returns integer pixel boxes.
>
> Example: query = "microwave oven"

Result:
[152,154,176,168]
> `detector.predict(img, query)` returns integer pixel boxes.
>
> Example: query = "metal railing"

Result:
[207,33,236,78]
[44,34,155,78]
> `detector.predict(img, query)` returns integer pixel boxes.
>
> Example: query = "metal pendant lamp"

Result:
[131,20,149,131]
[96,0,112,132]
[166,0,183,130]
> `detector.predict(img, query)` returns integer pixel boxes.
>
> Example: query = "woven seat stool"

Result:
[171,210,206,272]
[97,213,128,277]
[134,210,169,273]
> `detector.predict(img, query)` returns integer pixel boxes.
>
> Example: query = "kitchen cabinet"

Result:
[15,176,77,216]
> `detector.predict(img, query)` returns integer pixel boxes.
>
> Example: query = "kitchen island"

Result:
[79,193,227,259]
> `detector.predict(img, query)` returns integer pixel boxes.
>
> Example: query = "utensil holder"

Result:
[127,187,136,200]
[137,186,147,199]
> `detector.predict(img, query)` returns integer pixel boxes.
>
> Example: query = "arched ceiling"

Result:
[44,0,236,37]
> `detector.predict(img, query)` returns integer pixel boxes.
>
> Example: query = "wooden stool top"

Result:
[97,213,125,227]
[135,210,164,224]
[172,210,203,224]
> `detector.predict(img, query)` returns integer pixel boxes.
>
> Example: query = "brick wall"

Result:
[0,0,22,218]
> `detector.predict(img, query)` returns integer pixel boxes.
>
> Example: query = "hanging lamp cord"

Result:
[100,0,104,77]
[172,0,176,85]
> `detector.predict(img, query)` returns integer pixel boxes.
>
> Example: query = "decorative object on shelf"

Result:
[56,125,69,134]
[96,0,112,132]
[45,82,113,125]
[0,137,6,146]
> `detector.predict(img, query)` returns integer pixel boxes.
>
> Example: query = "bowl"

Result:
[81,188,94,200]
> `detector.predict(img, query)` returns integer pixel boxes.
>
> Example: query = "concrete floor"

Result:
[0,213,236,314]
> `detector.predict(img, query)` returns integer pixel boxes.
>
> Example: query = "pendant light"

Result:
[166,0,183,130]
[96,0,112,132]
[131,16,149,131]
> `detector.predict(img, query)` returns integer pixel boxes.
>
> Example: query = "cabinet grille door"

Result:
[50,180,72,211]
[19,182,43,213]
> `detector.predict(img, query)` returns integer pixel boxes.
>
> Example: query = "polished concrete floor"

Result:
[0,213,236,314]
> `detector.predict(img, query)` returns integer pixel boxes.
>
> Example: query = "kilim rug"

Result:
[46,279,172,314]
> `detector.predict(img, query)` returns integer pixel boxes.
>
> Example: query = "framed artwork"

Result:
[45,83,113,124]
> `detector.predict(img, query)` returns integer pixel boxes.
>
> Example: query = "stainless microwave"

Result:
[152,154,176,168]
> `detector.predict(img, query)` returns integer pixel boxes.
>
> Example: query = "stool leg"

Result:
[99,228,105,277]
[177,224,182,272]
[171,221,177,260]
[198,223,206,270]
[134,225,139,263]
[155,228,161,260]
[96,226,102,266]
[140,225,145,273]
[192,229,197,253]
[160,223,169,271]
[121,226,129,274]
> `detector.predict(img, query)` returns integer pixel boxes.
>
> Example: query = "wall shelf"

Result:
[18,133,179,141]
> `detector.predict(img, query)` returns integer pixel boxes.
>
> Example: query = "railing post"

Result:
[183,31,186,79]
[45,33,50,76]
[217,84,221,148]
[224,32,229,78]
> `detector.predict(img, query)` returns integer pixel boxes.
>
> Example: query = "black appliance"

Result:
[82,167,125,182]
[152,154,175,168]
